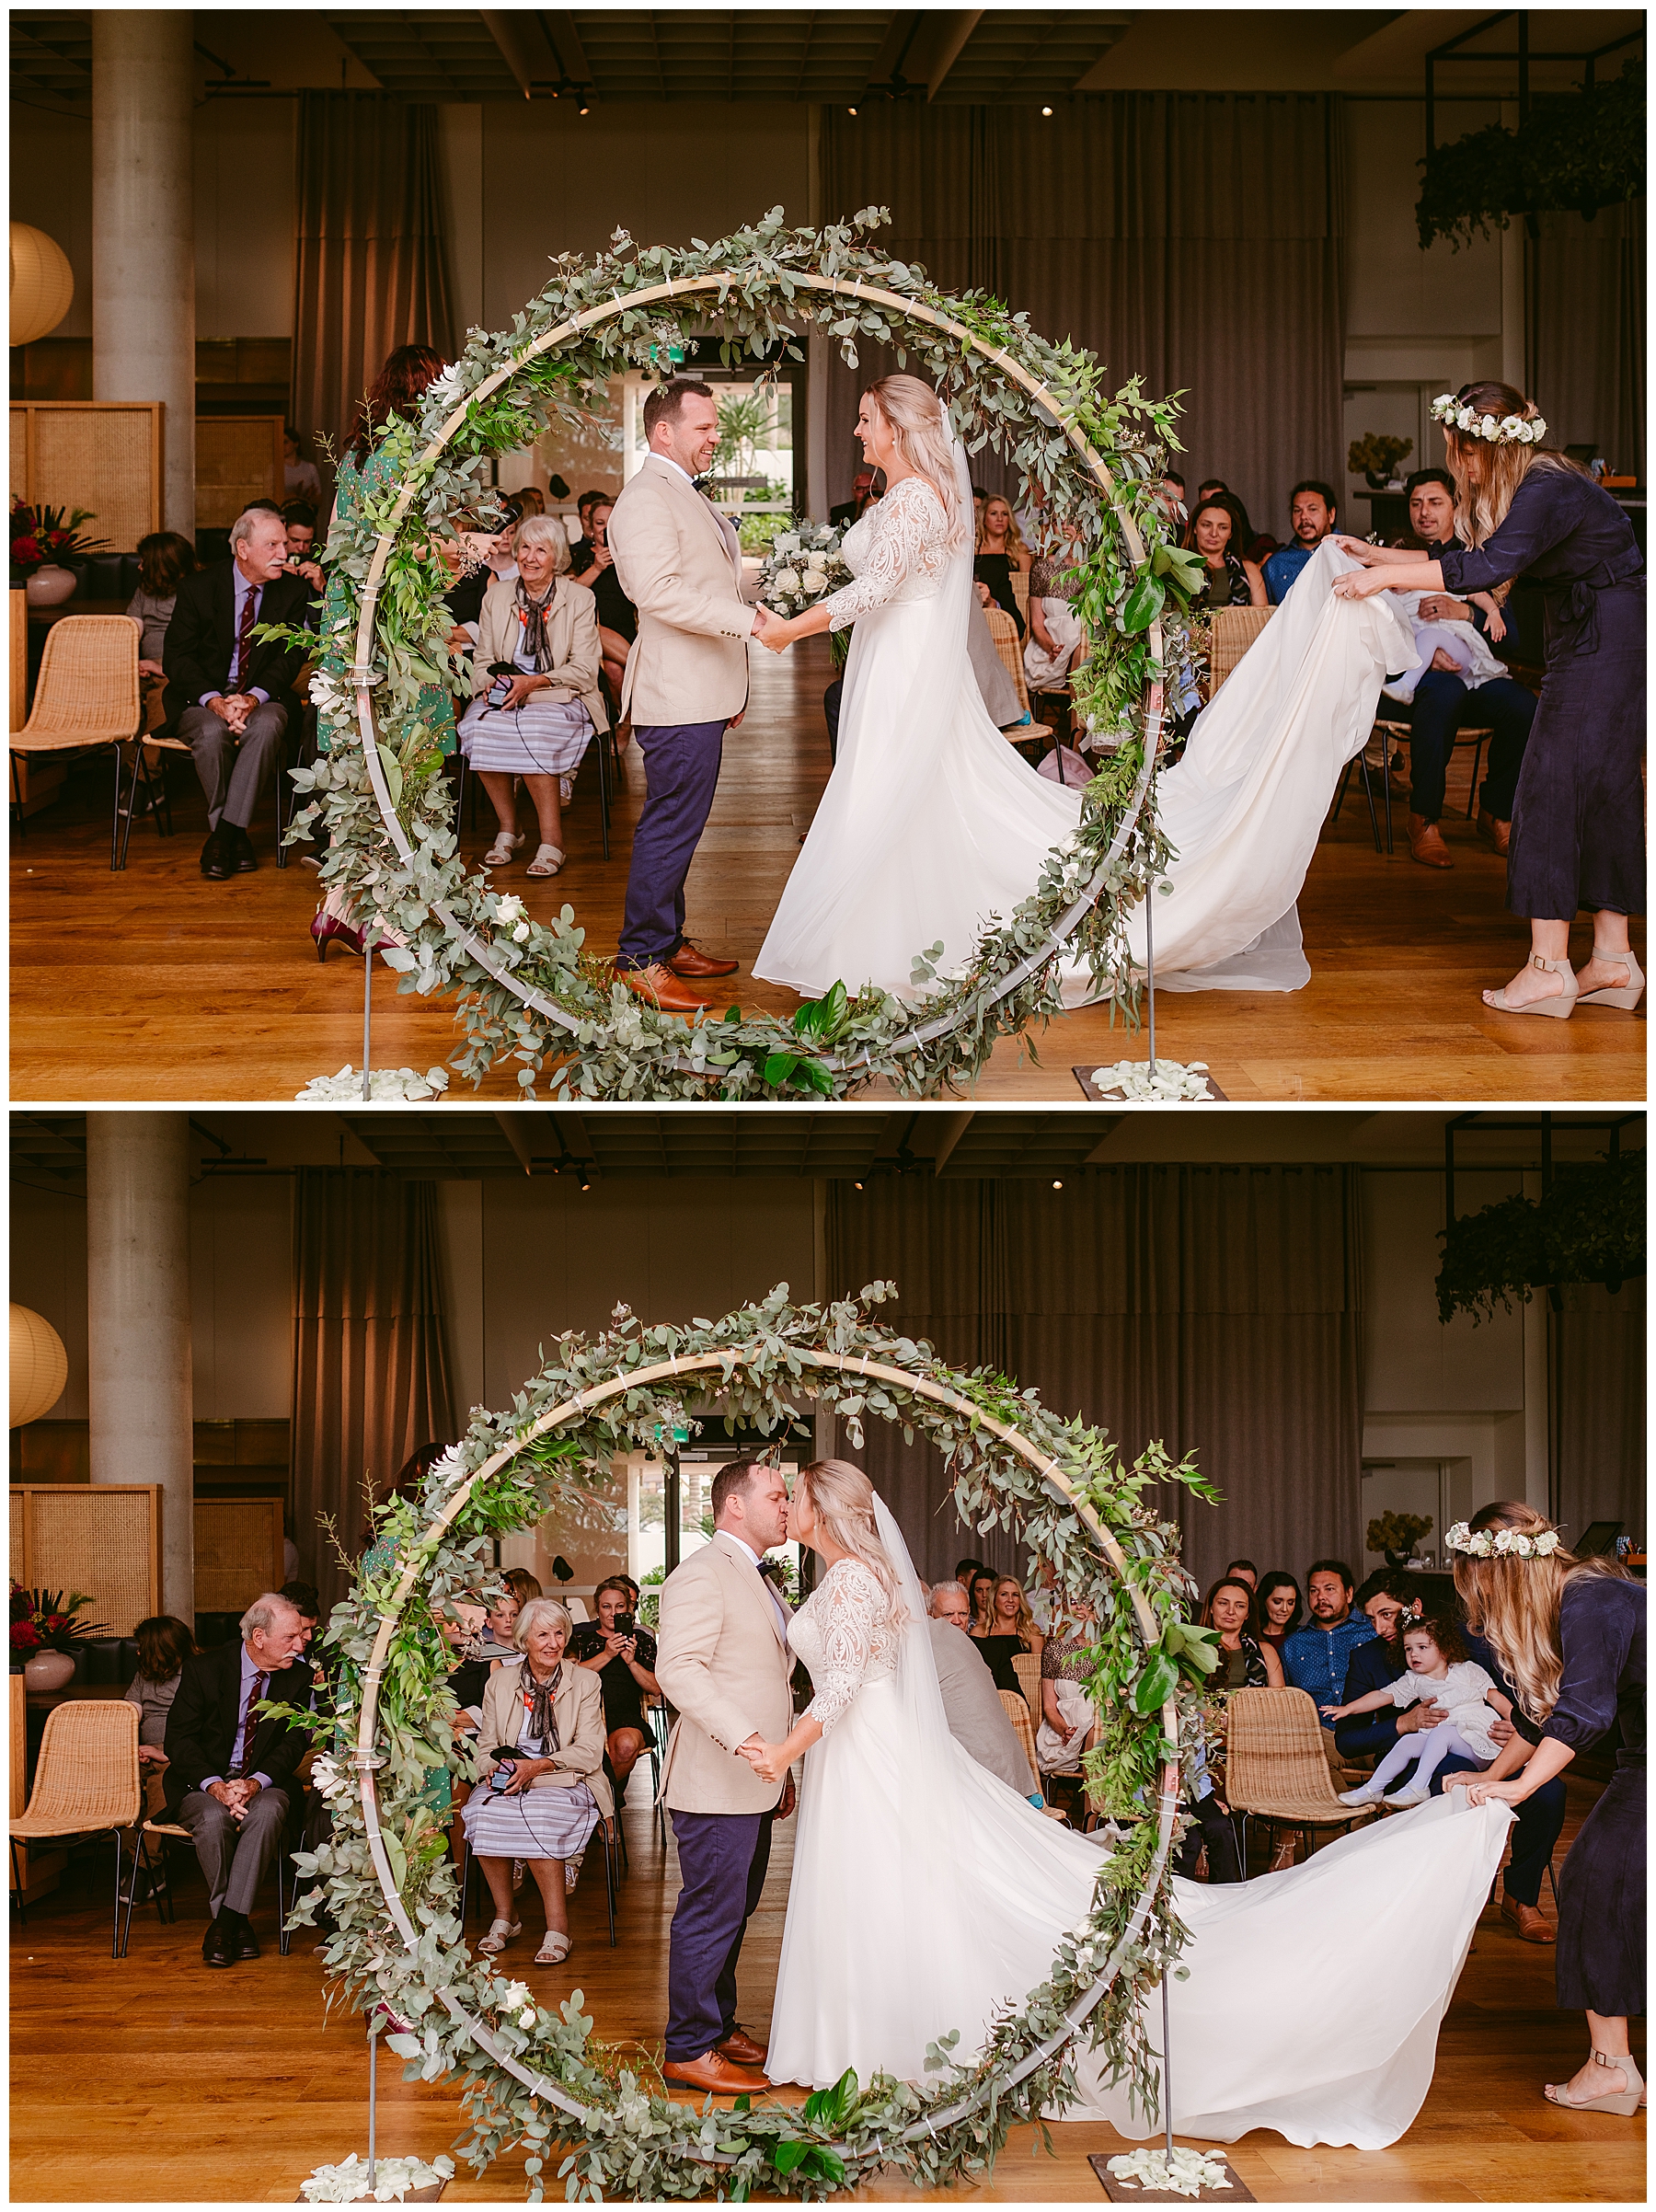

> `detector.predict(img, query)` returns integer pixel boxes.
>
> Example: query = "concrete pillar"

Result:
[92,12,195,535]
[87,1114,195,1621]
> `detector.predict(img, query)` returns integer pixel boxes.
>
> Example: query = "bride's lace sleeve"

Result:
[802,1561,889,1734]
[822,478,949,631]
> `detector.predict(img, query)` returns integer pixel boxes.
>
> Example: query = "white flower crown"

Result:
[1444,1520,1562,1559]
[1431,394,1547,446]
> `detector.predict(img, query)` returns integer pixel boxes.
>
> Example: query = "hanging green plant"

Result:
[1417,63,1645,249]
[1435,1152,1645,1323]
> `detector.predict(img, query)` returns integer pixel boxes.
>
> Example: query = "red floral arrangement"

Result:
[9,499,109,580]
[10,1582,109,1660]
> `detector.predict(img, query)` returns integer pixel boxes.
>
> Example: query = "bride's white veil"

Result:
[871,1490,967,1785]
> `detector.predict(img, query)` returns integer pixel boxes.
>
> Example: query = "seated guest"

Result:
[571,1574,661,1801]
[967,1568,999,1635]
[566,488,609,569]
[1036,1602,1097,1778]
[1282,1560,1374,1773]
[1224,1558,1259,1590]
[281,501,326,613]
[1386,466,1536,868]
[830,467,880,529]
[1201,1576,1284,1688]
[973,494,1029,637]
[283,423,323,504]
[161,506,310,879]
[972,1574,1043,1696]
[446,495,525,632]
[1254,1570,1303,1652]
[478,1590,522,1658]
[1198,477,1228,502]
[127,530,199,712]
[512,485,546,520]
[926,1578,1042,1803]
[457,515,606,880]
[162,1593,313,1966]
[1262,481,1338,603]
[502,1568,543,1607]
[1024,524,1087,693]
[566,498,636,702]
[1328,1617,1500,1807]
[1158,468,1187,527]
[1185,498,1266,610]
[955,1555,988,1596]
[464,1597,611,1966]
[125,1612,196,1780]
[278,1580,326,1708]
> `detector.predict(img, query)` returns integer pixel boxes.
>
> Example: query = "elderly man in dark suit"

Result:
[161,505,311,881]
[163,1591,313,1967]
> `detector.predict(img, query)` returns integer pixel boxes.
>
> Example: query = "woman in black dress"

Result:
[1452,1502,1645,2114]
[971,1573,1043,1697]
[1184,496,1267,611]
[570,1575,661,1801]
[1334,379,1645,1020]
[1199,1575,1284,1690]
[972,493,1030,637]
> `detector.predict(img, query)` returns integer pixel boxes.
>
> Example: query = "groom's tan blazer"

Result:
[655,1529,794,1815]
[605,453,753,726]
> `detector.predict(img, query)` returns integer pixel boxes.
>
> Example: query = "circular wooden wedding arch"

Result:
[349,1341,1181,2175]
[345,272,1167,1080]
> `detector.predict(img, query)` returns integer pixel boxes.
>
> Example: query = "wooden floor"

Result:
[9,1773,1644,2205]
[9,639,1645,1102]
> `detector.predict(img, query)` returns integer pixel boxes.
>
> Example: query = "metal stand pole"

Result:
[1144,867,1156,1079]
[367,2010,380,2191]
[361,929,376,1103]
[1161,1974,1174,2163]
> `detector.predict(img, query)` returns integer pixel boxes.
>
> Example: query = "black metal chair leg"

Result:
[11,750,28,839]
[275,737,290,869]
[1465,733,1488,820]
[118,747,143,871]
[140,1831,171,1925]
[10,1838,27,1924]
[603,1817,617,1948]
[1359,756,1381,853]
[1380,755,1394,854]
[110,743,125,870]
[112,1829,127,1959]
[595,730,611,862]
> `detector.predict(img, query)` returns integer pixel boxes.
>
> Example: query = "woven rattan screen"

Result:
[15,1485,159,1636]
[13,404,163,552]
[193,1496,285,1615]
[194,416,284,529]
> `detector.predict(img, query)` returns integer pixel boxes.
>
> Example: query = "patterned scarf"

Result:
[513,574,561,674]
[522,1660,563,1755]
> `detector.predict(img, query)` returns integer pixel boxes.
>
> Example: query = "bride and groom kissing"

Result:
[651,1455,1518,2140]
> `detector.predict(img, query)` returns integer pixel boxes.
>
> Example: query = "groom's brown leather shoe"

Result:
[669,938,740,979]
[661,2051,768,2095]
[714,2025,768,2066]
[1407,812,1454,869]
[1501,1894,1556,1944]
[617,962,719,1014]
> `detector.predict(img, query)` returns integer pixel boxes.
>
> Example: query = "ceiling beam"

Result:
[478,9,542,97]
[928,1112,975,1176]
[495,1113,535,1176]
[925,10,983,100]
[538,9,597,100]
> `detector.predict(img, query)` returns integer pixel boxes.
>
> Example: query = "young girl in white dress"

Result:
[1327,1618,1500,1807]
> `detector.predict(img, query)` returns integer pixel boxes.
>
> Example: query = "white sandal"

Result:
[477,1917,521,1956]
[535,1930,571,1965]
[1482,952,1578,1020]
[526,843,564,878]
[483,831,524,869]
[1575,946,1646,1010]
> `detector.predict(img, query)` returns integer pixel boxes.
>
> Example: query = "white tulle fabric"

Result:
[753,443,1081,1003]
[765,1500,1110,2091]
[765,1494,1516,2149]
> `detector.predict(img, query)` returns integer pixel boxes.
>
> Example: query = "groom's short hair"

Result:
[711,1457,767,1522]
[644,376,715,443]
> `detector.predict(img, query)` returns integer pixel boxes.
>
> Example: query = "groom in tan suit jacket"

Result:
[654,1458,796,2093]
[606,377,773,1015]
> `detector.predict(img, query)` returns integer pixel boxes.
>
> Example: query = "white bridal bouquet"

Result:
[756,522,851,619]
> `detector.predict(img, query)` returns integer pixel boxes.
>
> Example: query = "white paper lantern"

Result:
[10,1305,67,1428]
[10,223,75,348]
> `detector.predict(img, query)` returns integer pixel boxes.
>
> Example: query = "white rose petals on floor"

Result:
[295,1066,453,1101]
[1086,1059,1219,1101]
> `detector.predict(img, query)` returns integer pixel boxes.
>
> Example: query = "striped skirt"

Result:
[462,1776,600,1861]
[458,695,593,778]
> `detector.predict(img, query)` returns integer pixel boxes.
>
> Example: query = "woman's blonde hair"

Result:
[862,376,964,548]
[1452,1500,1626,1724]
[1443,379,1580,551]
[990,1574,1035,1639]
[798,1459,907,1627]
[513,513,571,572]
[975,495,1029,560]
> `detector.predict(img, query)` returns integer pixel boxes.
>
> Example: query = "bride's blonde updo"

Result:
[862,375,965,549]
[798,1458,908,1626]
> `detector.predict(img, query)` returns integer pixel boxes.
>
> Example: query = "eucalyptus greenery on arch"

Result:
[289,208,1202,1101]
[285,1284,1222,2202]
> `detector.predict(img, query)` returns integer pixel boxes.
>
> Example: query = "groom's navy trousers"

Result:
[664,1806,773,2062]
[616,719,727,970]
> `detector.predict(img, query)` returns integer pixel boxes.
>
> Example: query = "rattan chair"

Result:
[1224,1687,1378,1873]
[9,615,144,868]
[997,1688,1041,1793]
[10,1698,142,1957]
[982,604,1053,759]
[1207,605,1273,695]
[1010,1649,1042,1731]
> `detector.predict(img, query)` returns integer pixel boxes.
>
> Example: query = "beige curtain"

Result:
[290,93,455,469]
[1528,202,1646,482]
[290,1170,456,1611]
[826,1168,1365,1594]
[818,95,1347,536]
[1552,1279,1645,1542]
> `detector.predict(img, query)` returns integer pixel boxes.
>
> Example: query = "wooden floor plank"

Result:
[8,1774,1643,2204]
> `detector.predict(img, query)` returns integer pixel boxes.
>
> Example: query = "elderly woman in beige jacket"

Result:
[457,515,608,880]
[463,1596,612,1965]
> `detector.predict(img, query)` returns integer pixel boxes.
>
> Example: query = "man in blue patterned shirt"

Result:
[1282,1560,1375,1776]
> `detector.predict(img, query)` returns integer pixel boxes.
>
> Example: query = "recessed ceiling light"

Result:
[1052,1179,1064,1190]
[1041,105,1053,118]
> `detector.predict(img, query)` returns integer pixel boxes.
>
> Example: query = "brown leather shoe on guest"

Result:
[618,962,719,1015]
[714,2026,768,2066]
[1501,1894,1556,1944]
[668,939,740,980]
[661,2051,769,2096]
[1476,809,1512,856]
[1407,812,1454,869]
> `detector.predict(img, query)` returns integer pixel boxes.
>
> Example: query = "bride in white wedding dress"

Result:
[753,378,1420,1002]
[739,1460,1513,2150]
